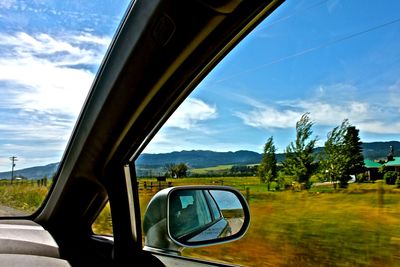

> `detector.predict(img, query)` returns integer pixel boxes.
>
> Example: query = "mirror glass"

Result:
[168,189,246,244]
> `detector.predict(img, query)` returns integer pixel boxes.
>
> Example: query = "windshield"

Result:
[0,0,131,215]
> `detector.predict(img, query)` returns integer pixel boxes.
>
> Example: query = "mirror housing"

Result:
[143,186,250,255]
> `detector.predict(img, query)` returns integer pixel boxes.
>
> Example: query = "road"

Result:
[0,205,27,216]
[227,218,244,235]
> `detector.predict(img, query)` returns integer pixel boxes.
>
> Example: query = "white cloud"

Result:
[72,33,112,46]
[140,98,218,153]
[236,104,301,129]
[235,81,400,134]
[165,98,217,130]
[0,0,15,9]
[0,32,107,66]
[0,31,111,116]
[0,57,93,116]
[292,100,370,126]
[0,31,111,170]
[388,80,400,111]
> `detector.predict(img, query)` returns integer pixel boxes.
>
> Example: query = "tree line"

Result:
[160,113,367,186]
[259,113,365,190]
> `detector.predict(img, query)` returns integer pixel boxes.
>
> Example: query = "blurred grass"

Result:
[0,183,49,213]
[2,178,400,266]
[183,180,400,266]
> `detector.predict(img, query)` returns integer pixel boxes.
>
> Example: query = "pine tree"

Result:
[344,126,364,176]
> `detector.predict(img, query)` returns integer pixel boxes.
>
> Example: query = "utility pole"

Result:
[9,156,17,184]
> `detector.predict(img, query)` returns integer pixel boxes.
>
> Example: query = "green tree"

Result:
[322,119,349,187]
[175,163,188,178]
[322,120,365,188]
[344,125,364,176]
[283,113,317,186]
[258,136,277,191]
[165,163,188,178]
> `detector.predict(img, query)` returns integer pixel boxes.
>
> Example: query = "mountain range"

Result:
[0,141,398,179]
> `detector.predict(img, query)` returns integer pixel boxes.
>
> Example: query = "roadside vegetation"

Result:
[0,180,49,213]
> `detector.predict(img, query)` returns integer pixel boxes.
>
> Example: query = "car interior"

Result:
[0,0,283,266]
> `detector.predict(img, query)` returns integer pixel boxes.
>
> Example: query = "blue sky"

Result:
[144,0,400,154]
[0,0,400,171]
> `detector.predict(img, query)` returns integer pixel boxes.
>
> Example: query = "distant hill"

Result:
[136,141,399,169]
[312,141,400,160]
[136,150,269,168]
[361,141,400,159]
[0,163,59,180]
[0,141,398,179]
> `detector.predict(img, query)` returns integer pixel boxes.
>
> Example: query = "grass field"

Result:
[190,165,233,175]
[1,178,400,266]
[0,182,48,213]
[138,178,400,266]
[184,186,400,266]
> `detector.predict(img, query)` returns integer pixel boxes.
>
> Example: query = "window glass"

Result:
[204,191,221,221]
[137,0,400,266]
[0,1,131,215]
[92,202,113,236]
[170,190,213,239]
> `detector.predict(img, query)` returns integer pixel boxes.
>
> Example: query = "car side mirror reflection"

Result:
[168,189,246,245]
[143,186,250,254]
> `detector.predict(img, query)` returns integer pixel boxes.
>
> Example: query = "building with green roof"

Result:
[364,159,382,168]
[384,157,400,172]
[364,159,382,181]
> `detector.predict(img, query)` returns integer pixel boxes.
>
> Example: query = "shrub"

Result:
[356,173,368,183]
[396,177,400,188]
[310,173,325,183]
[384,171,398,185]
[276,173,294,190]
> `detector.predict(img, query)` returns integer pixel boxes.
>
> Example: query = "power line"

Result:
[215,17,400,84]
[9,156,17,184]
[264,0,329,29]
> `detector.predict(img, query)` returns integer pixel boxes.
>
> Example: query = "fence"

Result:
[0,178,49,187]
[138,181,173,191]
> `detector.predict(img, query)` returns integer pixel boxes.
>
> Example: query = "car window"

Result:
[204,191,221,221]
[92,202,113,236]
[0,1,131,215]
[136,0,400,266]
[169,190,213,239]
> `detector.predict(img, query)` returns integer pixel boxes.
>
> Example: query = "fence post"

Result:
[377,180,384,209]
[246,187,250,205]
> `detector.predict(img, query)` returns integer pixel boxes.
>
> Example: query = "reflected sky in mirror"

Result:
[210,190,242,210]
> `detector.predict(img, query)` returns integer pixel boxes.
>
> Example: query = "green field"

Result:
[1,178,400,266]
[190,165,233,175]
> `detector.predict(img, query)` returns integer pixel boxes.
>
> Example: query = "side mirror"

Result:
[143,186,250,254]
